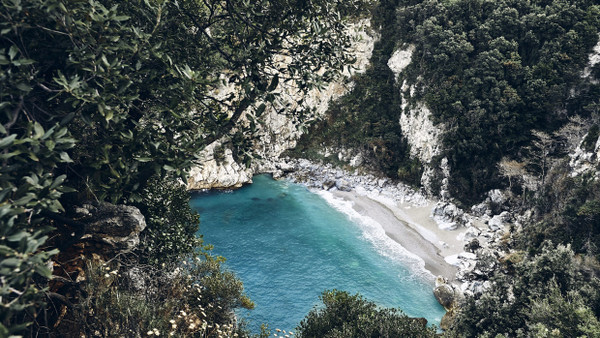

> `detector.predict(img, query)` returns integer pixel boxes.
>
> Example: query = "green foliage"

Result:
[1,0,367,334]
[135,176,203,265]
[0,121,73,332]
[296,290,436,338]
[395,0,600,204]
[73,254,253,337]
[448,243,600,337]
[518,168,600,259]
[293,0,423,185]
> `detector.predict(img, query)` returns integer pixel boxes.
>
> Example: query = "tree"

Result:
[529,130,554,189]
[498,157,526,190]
[296,290,436,338]
[1,0,367,334]
[447,243,600,337]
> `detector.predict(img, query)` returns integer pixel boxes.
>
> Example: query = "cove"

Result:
[190,174,445,333]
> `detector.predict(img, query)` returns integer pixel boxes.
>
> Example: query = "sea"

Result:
[190,174,445,333]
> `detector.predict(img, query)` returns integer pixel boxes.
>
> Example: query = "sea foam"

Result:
[315,189,433,281]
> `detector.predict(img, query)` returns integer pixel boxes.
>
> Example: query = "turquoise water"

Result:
[190,175,445,332]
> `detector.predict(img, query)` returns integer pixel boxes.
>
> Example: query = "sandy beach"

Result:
[330,190,462,281]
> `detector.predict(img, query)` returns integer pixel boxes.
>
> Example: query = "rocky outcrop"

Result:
[75,201,146,253]
[582,33,600,82]
[569,130,600,178]
[282,158,429,206]
[388,46,448,195]
[187,144,253,190]
[434,276,462,331]
[431,201,468,230]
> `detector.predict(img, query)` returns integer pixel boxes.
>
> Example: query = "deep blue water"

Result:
[190,175,445,332]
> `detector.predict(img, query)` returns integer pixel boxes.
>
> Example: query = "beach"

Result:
[329,189,462,281]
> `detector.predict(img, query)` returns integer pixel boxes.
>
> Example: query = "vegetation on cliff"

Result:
[292,0,424,187]
[395,0,600,204]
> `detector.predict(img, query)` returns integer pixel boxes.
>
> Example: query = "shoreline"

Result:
[327,190,460,282]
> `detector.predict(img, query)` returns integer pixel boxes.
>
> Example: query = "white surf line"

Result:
[314,189,434,281]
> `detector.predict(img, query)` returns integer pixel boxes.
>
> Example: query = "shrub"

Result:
[297,290,436,338]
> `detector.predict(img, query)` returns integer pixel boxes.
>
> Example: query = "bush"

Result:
[135,176,203,265]
[296,290,436,338]
[447,243,600,337]
[56,254,253,337]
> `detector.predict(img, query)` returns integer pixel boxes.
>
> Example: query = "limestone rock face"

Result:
[582,33,600,80]
[399,103,443,165]
[187,145,253,190]
[388,45,448,195]
[76,201,146,252]
[569,131,600,178]
[188,21,376,190]
[387,46,414,74]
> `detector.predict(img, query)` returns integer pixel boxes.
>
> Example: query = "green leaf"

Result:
[13,194,35,206]
[7,231,28,242]
[0,134,17,148]
[255,103,266,117]
[1,257,21,268]
[0,245,15,255]
[33,122,44,139]
[50,175,67,190]
[34,264,53,279]
[268,74,279,91]
[45,140,55,151]
[8,45,18,60]
[59,152,73,163]
[16,83,32,92]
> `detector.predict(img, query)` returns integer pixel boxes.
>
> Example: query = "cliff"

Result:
[187,20,376,190]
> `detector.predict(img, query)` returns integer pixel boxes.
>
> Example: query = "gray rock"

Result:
[78,201,146,252]
[335,179,352,192]
[470,202,488,217]
[434,284,456,310]
[322,180,336,190]
[488,189,506,205]
[433,277,460,311]
[488,215,504,231]
[350,154,364,167]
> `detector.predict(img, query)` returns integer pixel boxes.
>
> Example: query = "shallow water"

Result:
[190,175,445,332]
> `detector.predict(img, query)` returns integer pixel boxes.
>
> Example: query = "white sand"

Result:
[331,190,462,281]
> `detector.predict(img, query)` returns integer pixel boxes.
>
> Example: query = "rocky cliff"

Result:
[187,20,376,190]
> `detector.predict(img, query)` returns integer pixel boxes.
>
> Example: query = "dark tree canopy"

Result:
[0,0,366,334]
[296,290,437,338]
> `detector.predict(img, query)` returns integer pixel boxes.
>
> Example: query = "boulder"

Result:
[431,202,465,230]
[322,180,336,190]
[76,201,146,253]
[349,154,364,167]
[335,179,352,192]
[487,215,504,231]
[488,189,506,205]
[470,202,488,217]
[433,276,460,311]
